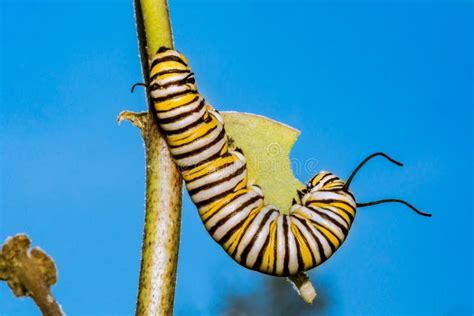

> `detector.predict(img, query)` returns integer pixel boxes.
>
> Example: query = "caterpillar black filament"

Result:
[134,47,431,277]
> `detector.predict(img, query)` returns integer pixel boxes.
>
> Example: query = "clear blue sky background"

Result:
[1,0,472,315]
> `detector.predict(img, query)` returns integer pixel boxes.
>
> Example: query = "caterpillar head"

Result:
[149,47,198,100]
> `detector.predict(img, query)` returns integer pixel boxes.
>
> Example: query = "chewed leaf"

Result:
[221,111,305,213]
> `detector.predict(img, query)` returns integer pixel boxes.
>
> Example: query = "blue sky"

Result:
[1,0,472,315]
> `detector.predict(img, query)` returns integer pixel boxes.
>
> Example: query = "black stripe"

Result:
[309,199,356,220]
[202,191,248,229]
[310,172,332,186]
[157,75,193,90]
[240,210,274,266]
[163,111,210,136]
[157,99,205,125]
[207,195,261,236]
[185,156,235,183]
[173,128,226,160]
[292,217,317,269]
[152,89,194,103]
[169,124,218,150]
[345,190,356,202]
[252,216,273,271]
[309,202,352,227]
[150,69,189,82]
[299,214,338,252]
[307,205,348,240]
[320,175,339,187]
[188,164,246,196]
[150,54,188,69]
[292,221,305,273]
[195,185,236,210]
[155,95,201,114]
[297,215,326,263]
[227,205,263,258]
[218,198,258,246]
[218,214,249,246]
[283,216,290,276]
[178,150,222,172]
[317,187,346,194]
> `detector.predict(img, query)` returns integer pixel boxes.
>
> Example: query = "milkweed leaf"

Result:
[222,111,305,213]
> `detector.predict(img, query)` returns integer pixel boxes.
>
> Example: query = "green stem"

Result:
[132,0,182,314]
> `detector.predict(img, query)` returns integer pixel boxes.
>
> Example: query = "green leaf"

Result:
[222,111,305,213]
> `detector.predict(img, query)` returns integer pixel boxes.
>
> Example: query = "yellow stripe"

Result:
[224,206,261,255]
[150,60,188,77]
[154,93,197,112]
[331,201,356,217]
[167,119,217,147]
[313,202,352,225]
[293,209,311,221]
[311,172,330,186]
[179,54,189,65]
[199,189,246,221]
[293,209,341,247]
[168,119,208,144]
[182,155,236,182]
[151,52,189,66]
[322,180,344,189]
[220,141,229,155]
[234,174,248,191]
[291,223,314,269]
[262,218,277,274]
[154,72,180,82]
[314,224,340,248]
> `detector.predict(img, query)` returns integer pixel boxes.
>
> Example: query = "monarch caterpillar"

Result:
[133,47,431,277]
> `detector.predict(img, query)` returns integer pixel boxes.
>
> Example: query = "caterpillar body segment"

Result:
[148,47,356,276]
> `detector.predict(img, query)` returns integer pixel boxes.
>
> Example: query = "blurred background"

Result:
[1,0,472,315]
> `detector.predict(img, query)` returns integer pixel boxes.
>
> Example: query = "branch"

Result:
[0,234,64,316]
[118,0,183,315]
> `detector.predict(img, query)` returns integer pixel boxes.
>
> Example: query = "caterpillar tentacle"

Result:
[147,47,356,276]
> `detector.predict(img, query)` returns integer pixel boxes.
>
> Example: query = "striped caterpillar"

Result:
[133,47,431,277]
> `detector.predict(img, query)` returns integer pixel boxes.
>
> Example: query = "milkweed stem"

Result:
[129,0,182,314]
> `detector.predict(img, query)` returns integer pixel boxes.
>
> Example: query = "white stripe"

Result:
[169,123,223,156]
[235,208,270,262]
[292,217,321,266]
[244,207,278,268]
[175,135,226,168]
[160,104,206,131]
[151,84,189,99]
[287,216,299,275]
[298,206,345,242]
[156,96,202,119]
[294,213,333,259]
[212,198,263,243]
[152,71,190,86]
[204,191,260,233]
[309,191,357,208]
[190,170,246,204]
[275,216,286,276]
[309,204,350,229]
[186,158,244,191]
